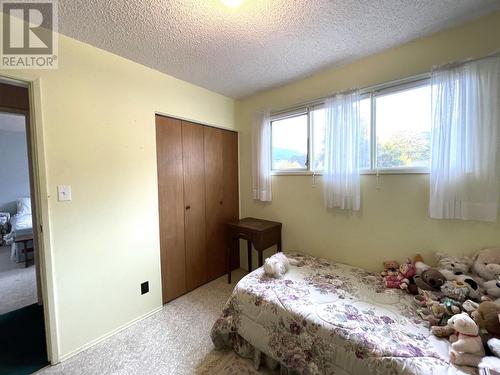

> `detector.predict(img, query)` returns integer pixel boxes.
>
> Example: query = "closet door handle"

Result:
[185,205,191,210]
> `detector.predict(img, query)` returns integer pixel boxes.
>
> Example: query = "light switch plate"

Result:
[57,185,72,201]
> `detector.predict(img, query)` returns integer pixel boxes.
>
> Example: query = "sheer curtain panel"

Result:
[430,56,500,222]
[252,111,272,202]
[324,91,362,211]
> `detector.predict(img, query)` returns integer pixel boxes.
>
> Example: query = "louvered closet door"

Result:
[204,126,226,281]
[155,115,186,303]
[222,130,240,269]
[182,121,208,291]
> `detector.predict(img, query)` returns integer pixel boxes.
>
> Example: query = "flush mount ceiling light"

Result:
[221,0,244,8]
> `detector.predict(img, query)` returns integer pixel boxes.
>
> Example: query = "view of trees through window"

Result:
[375,84,431,169]
[270,79,431,172]
[271,113,308,170]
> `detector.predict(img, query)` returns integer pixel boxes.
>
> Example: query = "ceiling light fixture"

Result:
[221,0,244,8]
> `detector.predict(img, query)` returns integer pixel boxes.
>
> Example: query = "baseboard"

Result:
[56,305,163,363]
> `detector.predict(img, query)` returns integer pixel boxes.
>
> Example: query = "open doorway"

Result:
[0,81,49,374]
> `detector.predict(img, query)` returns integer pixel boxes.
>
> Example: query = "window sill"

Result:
[271,168,429,176]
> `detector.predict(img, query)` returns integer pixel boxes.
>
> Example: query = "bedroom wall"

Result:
[0,34,235,360]
[0,116,30,214]
[236,11,500,272]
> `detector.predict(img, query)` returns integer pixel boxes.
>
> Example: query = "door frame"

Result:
[0,75,60,363]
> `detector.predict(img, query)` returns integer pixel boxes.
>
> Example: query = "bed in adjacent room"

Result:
[211,253,472,375]
[2,198,33,263]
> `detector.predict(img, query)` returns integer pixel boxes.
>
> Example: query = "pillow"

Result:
[16,197,31,215]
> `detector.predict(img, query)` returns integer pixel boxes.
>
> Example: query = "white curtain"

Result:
[324,91,361,211]
[430,56,500,222]
[252,111,272,202]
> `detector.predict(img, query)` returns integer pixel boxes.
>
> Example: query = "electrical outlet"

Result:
[141,281,149,295]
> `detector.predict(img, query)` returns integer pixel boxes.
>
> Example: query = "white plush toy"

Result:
[478,338,500,372]
[448,313,485,367]
[472,248,500,282]
[264,253,298,278]
[483,276,500,300]
[436,252,473,281]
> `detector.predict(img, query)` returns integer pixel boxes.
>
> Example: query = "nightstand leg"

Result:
[258,249,263,268]
[247,240,252,272]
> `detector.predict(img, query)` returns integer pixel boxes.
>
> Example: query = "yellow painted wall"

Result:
[0,35,235,360]
[237,11,500,272]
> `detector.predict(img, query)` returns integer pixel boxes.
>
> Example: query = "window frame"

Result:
[270,108,311,174]
[368,77,431,174]
[269,73,431,176]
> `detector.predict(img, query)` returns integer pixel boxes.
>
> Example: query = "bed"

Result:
[2,198,33,263]
[211,253,473,375]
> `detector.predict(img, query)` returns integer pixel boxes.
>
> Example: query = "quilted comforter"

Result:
[211,253,474,375]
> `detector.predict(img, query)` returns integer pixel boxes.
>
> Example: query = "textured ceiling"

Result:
[58,0,500,98]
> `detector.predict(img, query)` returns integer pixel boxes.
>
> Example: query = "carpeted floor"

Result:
[0,304,49,375]
[36,269,266,375]
[0,245,37,314]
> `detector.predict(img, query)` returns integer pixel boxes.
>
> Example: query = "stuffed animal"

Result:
[418,301,447,326]
[472,301,500,337]
[478,338,500,372]
[414,254,430,276]
[448,313,485,367]
[432,300,482,338]
[415,269,446,292]
[454,274,483,301]
[483,276,500,301]
[435,252,484,300]
[436,252,473,281]
[399,259,417,294]
[381,260,402,288]
[472,248,500,282]
[264,253,298,278]
[441,280,470,302]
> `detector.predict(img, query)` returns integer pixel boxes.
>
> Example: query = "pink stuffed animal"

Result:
[399,259,416,291]
[381,260,402,288]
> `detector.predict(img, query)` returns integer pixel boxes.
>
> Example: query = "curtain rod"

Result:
[432,50,500,71]
[270,51,500,118]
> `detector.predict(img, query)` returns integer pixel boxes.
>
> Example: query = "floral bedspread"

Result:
[211,253,474,375]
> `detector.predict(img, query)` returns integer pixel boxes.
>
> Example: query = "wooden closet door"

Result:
[204,126,225,281]
[155,116,186,303]
[182,121,208,291]
[222,130,240,269]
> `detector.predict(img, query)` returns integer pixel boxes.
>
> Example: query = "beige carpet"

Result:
[37,269,268,375]
[0,245,37,314]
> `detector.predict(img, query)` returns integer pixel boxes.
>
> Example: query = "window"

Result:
[270,76,431,174]
[271,111,309,171]
[373,82,431,171]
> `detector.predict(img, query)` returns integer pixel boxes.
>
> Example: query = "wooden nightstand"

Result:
[226,217,282,283]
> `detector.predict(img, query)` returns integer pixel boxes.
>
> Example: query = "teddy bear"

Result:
[472,248,500,283]
[415,268,446,292]
[418,300,447,326]
[447,313,485,367]
[381,260,403,288]
[472,301,500,337]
